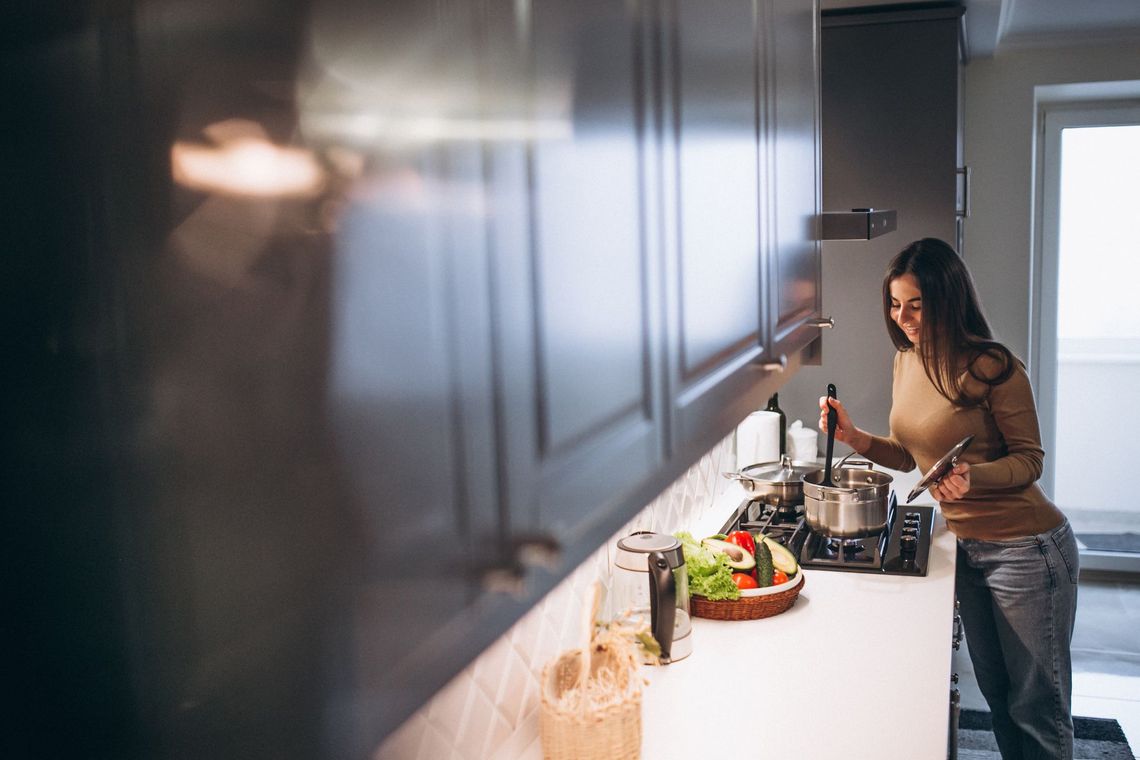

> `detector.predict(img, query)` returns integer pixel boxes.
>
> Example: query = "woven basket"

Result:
[690,572,805,621]
[539,645,642,760]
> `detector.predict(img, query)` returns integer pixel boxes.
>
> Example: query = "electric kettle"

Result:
[612,531,692,663]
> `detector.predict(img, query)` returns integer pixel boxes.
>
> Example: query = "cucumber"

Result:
[754,541,774,587]
[760,535,799,575]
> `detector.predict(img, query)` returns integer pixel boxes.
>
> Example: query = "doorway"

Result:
[1035,101,1140,571]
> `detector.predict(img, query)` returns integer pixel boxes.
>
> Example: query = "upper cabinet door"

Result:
[303,3,508,753]
[490,0,665,554]
[765,0,824,360]
[662,0,770,455]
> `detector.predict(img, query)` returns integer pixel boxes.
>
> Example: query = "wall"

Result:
[961,39,1140,363]
[375,434,737,759]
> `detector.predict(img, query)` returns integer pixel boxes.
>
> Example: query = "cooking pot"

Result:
[722,454,819,506]
[802,457,893,538]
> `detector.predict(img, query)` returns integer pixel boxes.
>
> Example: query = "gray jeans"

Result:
[955,519,1080,760]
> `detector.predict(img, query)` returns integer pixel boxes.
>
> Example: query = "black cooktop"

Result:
[719,491,934,576]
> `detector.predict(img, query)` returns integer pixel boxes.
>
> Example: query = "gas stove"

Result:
[719,491,934,576]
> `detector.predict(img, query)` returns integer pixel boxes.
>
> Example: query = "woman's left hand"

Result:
[930,461,970,502]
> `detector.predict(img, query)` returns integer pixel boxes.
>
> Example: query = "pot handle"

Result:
[836,451,874,470]
[722,471,749,482]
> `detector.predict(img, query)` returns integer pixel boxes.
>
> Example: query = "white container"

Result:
[786,419,819,461]
[735,410,780,468]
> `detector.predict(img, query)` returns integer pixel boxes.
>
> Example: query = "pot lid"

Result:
[615,531,683,571]
[741,454,817,483]
[617,531,681,553]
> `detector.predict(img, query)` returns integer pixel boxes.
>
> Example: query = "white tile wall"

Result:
[375,434,738,760]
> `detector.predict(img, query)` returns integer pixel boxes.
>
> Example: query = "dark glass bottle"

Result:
[766,393,786,456]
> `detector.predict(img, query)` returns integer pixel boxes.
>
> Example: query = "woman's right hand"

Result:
[818,396,861,448]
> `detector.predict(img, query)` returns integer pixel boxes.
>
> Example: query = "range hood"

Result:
[821,208,897,240]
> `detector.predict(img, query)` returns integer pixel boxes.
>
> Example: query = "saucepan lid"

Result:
[907,435,975,504]
[737,454,818,483]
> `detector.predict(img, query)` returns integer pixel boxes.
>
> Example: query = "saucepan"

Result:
[802,452,894,538]
[805,382,892,538]
[722,454,820,507]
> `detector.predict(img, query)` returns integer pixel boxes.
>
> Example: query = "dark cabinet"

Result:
[766,0,825,359]
[661,0,770,456]
[5,0,823,756]
[490,0,667,558]
[662,0,826,464]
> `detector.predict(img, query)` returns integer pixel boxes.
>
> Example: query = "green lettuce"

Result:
[674,531,740,601]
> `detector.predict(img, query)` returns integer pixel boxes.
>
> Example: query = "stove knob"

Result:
[900,534,918,554]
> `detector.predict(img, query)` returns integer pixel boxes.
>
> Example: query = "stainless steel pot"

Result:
[722,454,818,506]
[802,460,893,538]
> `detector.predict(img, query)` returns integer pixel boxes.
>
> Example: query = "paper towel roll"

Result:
[735,410,781,469]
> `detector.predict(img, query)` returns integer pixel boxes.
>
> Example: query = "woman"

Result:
[820,238,1079,760]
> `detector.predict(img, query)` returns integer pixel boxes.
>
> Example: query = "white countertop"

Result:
[640,472,957,760]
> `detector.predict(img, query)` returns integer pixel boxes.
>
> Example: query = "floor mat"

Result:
[958,709,1135,759]
[1078,532,1140,552]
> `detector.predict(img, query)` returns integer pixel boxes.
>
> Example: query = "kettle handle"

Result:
[648,550,676,663]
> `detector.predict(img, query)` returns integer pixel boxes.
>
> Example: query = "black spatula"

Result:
[823,384,838,487]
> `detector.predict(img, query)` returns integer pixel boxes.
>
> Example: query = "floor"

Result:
[952,574,1140,758]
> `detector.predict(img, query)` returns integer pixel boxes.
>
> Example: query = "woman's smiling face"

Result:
[889,273,923,345]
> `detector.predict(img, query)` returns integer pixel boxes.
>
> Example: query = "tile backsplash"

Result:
[375,433,737,760]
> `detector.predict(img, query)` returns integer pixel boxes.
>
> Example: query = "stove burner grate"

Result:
[720,491,934,577]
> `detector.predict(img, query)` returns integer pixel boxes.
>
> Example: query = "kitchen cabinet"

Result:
[5,0,825,756]
[489,0,667,566]
[662,0,826,465]
[324,16,508,755]
[661,0,769,456]
[766,0,825,360]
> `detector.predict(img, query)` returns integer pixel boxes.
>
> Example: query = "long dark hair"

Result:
[882,238,1014,406]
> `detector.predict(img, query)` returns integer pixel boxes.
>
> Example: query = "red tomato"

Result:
[771,569,789,586]
[732,573,758,590]
[724,530,756,557]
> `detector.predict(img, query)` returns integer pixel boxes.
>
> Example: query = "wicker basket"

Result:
[539,644,642,760]
[690,572,805,621]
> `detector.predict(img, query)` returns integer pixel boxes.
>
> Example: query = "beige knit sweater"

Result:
[862,349,1065,540]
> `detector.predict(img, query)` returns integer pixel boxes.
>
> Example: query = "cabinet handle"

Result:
[478,534,562,597]
[513,534,562,570]
[956,166,971,218]
[756,354,788,373]
[808,316,835,329]
[480,566,526,597]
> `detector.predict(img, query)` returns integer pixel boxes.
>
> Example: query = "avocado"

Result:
[701,537,756,571]
[760,535,799,575]
[754,541,774,587]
